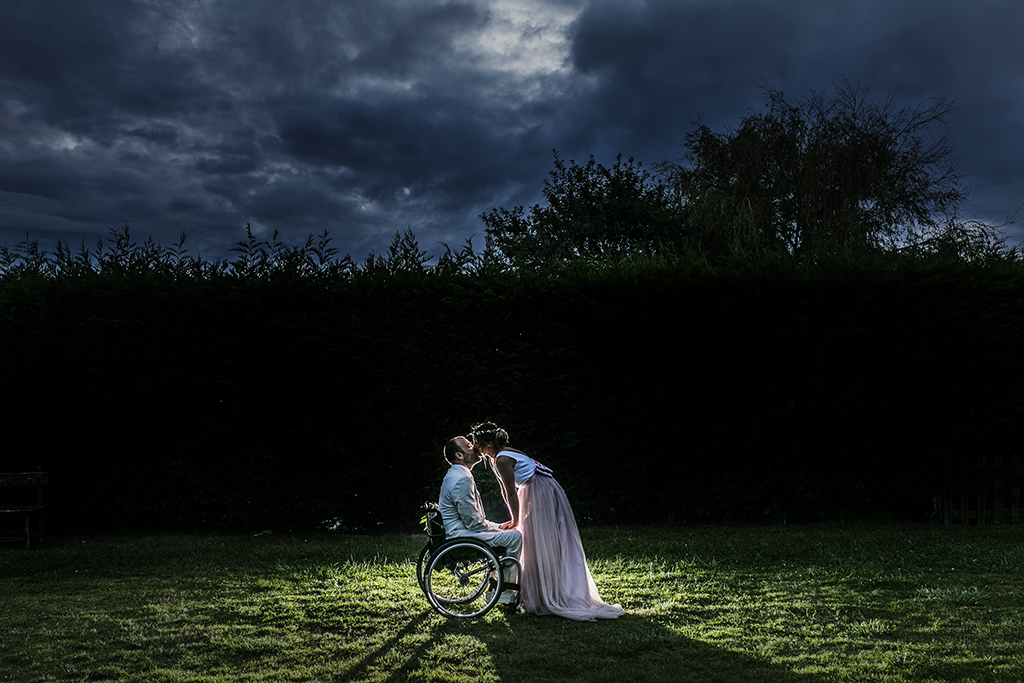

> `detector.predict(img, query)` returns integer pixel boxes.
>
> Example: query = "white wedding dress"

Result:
[497,450,624,622]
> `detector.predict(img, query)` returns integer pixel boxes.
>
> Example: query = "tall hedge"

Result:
[1,251,1021,532]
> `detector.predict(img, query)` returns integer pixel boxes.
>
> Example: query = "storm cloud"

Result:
[1,0,1021,260]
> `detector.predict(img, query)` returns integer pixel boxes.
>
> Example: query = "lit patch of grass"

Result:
[2,525,1023,682]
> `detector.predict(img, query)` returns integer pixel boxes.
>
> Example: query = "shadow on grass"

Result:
[339,610,435,681]
[341,607,828,683]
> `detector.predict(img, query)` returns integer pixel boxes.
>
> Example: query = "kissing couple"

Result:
[438,422,624,621]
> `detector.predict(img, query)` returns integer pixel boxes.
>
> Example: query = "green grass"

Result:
[2,524,1023,682]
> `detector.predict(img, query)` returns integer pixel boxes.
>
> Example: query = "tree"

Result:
[482,83,1005,267]
[481,152,683,268]
[663,82,971,258]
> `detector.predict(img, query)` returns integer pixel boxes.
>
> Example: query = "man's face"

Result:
[455,437,481,468]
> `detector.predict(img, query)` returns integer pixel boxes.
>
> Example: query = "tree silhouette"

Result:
[663,82,972,258]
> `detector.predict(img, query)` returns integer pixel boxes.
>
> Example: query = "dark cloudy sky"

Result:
[2,0,1022,262]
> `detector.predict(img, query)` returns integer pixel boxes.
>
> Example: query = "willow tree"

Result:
[482,83,1001,268]
[662,82,970,258]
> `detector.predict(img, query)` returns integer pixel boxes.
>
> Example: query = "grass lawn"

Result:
[1,523,1023,682]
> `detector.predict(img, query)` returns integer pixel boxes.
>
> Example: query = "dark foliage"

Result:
[663,82,984,259]
[2,226,1022,532]
[482,84,1007,269]
[481,152,684,268]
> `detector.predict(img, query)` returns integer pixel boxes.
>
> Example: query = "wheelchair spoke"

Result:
[424,540,503,618]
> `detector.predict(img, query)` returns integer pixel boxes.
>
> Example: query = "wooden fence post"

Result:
[942,453,1021,526]
[1013,453,1021,525]
[942,457,952,525]
[974,456,983,528]
[994,454,1004,524]
[960,455,969,524]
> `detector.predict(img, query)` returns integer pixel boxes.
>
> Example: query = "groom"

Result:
[439,436,521,603]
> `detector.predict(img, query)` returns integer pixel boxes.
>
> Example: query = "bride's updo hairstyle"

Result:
[470,421,509,450]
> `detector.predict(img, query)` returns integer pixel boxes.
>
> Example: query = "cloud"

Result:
[564,0,1024,226]
[0,0,588,256]
[0,0,1021,260]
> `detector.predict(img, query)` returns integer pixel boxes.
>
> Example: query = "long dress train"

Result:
[517,470,624,621]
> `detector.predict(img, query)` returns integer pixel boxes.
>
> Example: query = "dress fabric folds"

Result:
[517,473,624,621]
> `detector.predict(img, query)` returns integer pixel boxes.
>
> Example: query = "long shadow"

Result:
[339,606,832,683]
[336,610,434,682]
[465,611,827,683]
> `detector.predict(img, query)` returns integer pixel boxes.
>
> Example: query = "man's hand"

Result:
[498,520,517,530]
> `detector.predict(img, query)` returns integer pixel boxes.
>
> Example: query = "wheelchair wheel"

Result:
[416,544,430,593]
[419,542,489,607]
[424,540,503,619]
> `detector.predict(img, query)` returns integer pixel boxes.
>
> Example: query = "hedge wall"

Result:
[1,255,1021,532]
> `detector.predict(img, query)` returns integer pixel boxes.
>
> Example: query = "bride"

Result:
[469,422,624,621]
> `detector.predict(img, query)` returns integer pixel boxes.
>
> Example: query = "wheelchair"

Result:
[417,503,521,619]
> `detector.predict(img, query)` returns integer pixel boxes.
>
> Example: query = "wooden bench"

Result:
[0,472,48,549]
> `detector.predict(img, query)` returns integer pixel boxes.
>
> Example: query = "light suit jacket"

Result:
[438,464,503,541]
